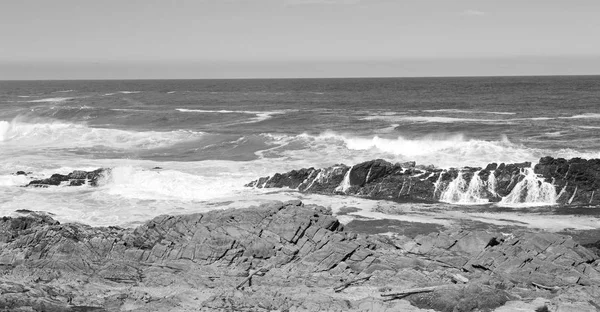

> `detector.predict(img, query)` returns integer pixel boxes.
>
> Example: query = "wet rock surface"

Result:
[247,157,600,206]
[1,201,599,311]
[26,168,108,187]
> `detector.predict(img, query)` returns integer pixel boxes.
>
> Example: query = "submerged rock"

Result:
[0,201,598,311]
[247,157,600,206]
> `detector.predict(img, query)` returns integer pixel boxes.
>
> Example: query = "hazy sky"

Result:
[1,0,599,79]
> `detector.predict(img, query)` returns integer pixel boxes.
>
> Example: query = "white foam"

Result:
[103,91,141,96]
[26,97,73,103]
[440,171,489,205]
[362,115,498,123]
[100,166,245,201]
[0,117,204,149]
[423,109,516,115]
[499,168,557,207]
[542,131,563,137]
[0,175,30,186]
[561,113,600,119]
[334,166,352,193]
[176,108,289,123]
[261,131,600,169]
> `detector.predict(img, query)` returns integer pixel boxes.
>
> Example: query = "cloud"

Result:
[462,9,485,16]
[284,0,361,5]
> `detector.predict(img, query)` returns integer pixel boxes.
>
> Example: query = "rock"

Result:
[534,157,600,205]
[247,157,600,206]
[0,202,598,311]
[26,168,108,187]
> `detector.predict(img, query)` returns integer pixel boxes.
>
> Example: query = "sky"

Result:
[1,0,599,79]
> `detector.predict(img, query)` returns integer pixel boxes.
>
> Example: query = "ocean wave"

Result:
[0,117,204,149]
[26,97,74,103]
[99,166,245,201]
[561,113,600,119]
[423,109,516,115]
[365,114,560,124]
[176,108,289,123]
[0,174,30,187]
[515,117,554,121]
[103,91,141,96]
[363,115,499,123]
[259,131,600,168]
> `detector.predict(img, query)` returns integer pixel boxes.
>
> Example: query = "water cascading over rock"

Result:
[246,157,600,206]
[440,171,490,204]
[500,168,557,206]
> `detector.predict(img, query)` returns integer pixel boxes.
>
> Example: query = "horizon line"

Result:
[2,73,600,82]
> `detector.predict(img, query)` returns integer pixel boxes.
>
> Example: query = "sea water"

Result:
[1,77,600,229]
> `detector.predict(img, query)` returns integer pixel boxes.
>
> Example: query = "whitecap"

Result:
[362,115,499,123]
[423,109,516,115]
[0,174,30,186]
[561,113,600,119]
[26,97,73,103]
[0,117,204,149]
[176,108,290,123]
[103,91,141,96]
[259,131,600,169]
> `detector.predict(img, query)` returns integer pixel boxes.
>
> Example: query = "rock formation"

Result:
[247,157,600,206]
[1,201,599,311]
[26,168,108,187]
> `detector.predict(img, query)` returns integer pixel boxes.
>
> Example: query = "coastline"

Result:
[1,200,599,311]
[2,156,600,311]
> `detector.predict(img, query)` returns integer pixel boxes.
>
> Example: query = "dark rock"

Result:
[248,157,600,206]
[15,171,27,176]
[534,157,600,205]
[26,168,108,187]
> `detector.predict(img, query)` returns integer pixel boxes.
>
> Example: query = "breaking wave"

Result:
[562,113,600,119]
[260,132,600,169]
[99,166,245,201]
[422,109,516,115]
[0,117,204,149]
[26,97,74,103]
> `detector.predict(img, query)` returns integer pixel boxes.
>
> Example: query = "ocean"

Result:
[1,77,600,229]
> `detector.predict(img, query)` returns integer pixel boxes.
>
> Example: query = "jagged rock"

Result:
[535,157,600,205]
[0,201,599,311]
[26,168,108,187]
[247,157,600,206]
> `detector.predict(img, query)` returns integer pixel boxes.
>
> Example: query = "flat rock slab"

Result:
[0,201,599,311]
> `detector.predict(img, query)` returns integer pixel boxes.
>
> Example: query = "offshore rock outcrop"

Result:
[247,157,600,206]
[26,168,108,187]
[1,201,599,311]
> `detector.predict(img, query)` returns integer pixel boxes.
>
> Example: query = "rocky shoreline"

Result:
[247,157,600,206]
[4,156,600,311]
[1,201,600,311]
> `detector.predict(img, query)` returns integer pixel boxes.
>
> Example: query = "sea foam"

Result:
[0,117,204,149]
